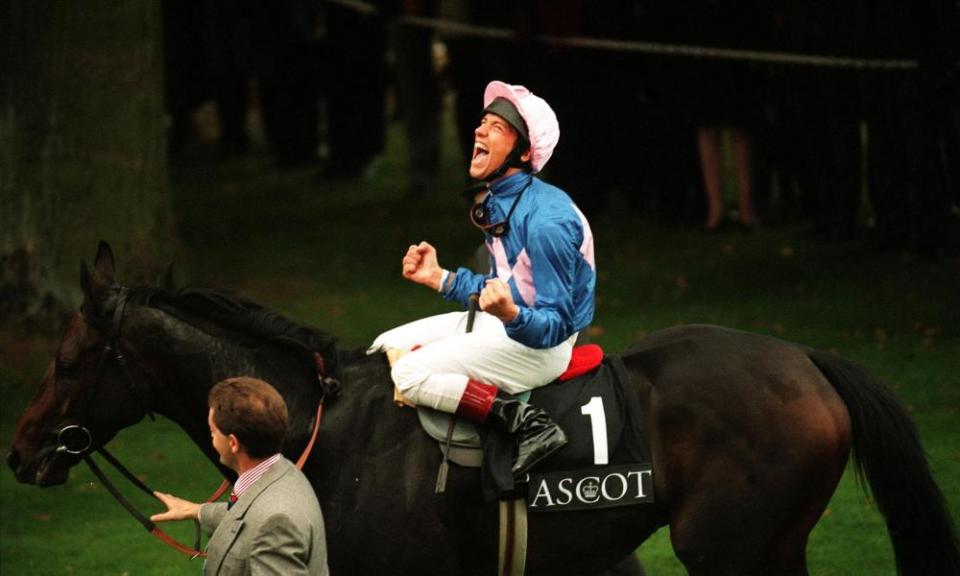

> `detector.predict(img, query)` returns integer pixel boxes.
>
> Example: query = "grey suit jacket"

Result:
[199,457,328,576]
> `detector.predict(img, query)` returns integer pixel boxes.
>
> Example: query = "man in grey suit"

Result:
[151,377,328,576]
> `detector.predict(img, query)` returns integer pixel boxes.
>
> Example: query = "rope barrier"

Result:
[402,14,921,70]
[535,34,919,70]
[327,0,928,71]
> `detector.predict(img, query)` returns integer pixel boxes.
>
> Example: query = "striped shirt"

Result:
[233,453,282,498]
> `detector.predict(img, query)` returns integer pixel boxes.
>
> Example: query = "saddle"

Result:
[413,345,604,464]
[406,346,652,500]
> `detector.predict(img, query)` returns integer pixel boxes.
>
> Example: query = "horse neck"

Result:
[313,349,394,438]
[301,350,421,483]
[122,303,422,492]
[123,305,319,459]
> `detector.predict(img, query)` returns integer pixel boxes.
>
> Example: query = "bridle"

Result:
[52,286,331,558]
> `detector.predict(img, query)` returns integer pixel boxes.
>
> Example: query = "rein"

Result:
[61,400,325,559]
[57,286,333,559]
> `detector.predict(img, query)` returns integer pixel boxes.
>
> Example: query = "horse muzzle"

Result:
[7,425,92,487]
[7,447,66,487]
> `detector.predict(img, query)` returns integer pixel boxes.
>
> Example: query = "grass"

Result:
[2,114,958,575]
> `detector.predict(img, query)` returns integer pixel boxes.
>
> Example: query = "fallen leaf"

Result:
[873,327,888,349]
[674,274,688,294]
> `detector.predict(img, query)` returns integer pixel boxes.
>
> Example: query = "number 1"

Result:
[580,396,609,465]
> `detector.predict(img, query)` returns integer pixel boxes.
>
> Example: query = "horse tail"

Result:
[808,349,959,576]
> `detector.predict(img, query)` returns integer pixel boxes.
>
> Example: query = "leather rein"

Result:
[54,287,330,559]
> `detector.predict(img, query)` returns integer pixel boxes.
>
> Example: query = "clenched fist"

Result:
[479,279,519,323]
[402,241,443,290]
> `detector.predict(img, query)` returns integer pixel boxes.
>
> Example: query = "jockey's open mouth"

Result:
[471,141,490,169]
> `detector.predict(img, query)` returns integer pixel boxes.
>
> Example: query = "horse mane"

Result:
[133,286,342,378]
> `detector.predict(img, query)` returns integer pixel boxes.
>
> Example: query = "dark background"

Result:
[2,0,959,331]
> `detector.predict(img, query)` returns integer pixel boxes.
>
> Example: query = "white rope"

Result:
[401,14,919,70]
[329,0,923,71]
[536,34,919,70]
[401,14,515,41]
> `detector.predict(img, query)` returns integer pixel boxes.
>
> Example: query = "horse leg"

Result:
[664,397,850,576]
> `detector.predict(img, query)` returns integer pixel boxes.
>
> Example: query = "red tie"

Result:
[228,492,237,509]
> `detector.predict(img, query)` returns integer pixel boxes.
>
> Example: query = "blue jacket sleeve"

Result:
[441,266,488,307]
[504,218,579,348]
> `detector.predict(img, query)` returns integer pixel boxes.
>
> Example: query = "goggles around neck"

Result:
[469,179,532,237]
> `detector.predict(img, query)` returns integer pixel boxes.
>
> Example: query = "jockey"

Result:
[369,81,596,478]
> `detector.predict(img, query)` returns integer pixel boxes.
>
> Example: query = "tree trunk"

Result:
[0,0,177,332]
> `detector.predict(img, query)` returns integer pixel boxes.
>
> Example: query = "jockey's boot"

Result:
[455,380,568,478]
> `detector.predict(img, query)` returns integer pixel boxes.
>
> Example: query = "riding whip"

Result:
[435,293,480,494]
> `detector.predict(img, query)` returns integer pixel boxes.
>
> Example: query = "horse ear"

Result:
[94,240,115,284]
[156,264,175,290]
[81,261,97,304]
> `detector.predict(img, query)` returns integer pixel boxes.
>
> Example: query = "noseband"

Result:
[55,424,93,455]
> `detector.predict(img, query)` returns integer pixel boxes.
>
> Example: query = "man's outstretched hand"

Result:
[151,491,202,522]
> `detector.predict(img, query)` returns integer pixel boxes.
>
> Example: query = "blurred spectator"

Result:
[391,0,441,195]
[163,0,215,158]
[697,127,756,231]
[163,0,322,166]
[443,0,522,172]
[780,0,863,241]
[682,0,765,231]
[629,1,702,224]
[160,0,957,255]
[205,0,255,157]
[861,0,959,255]
[320,0,388,178]
[528,0,644,217]
[752,13,807,229]
[252,0,324,168]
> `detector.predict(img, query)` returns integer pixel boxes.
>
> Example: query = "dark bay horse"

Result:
[8,242,959,575]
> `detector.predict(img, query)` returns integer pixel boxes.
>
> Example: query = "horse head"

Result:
[9,240,343,489]
[8,241,158,486]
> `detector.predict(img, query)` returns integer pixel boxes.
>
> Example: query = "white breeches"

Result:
[368,312,576,413]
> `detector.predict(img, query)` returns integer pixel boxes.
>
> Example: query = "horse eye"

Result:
[56,359,81,379]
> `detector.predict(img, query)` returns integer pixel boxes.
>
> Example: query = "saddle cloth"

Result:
[482,354,650,500]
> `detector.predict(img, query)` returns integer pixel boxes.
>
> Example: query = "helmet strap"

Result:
[482,140,530,183]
